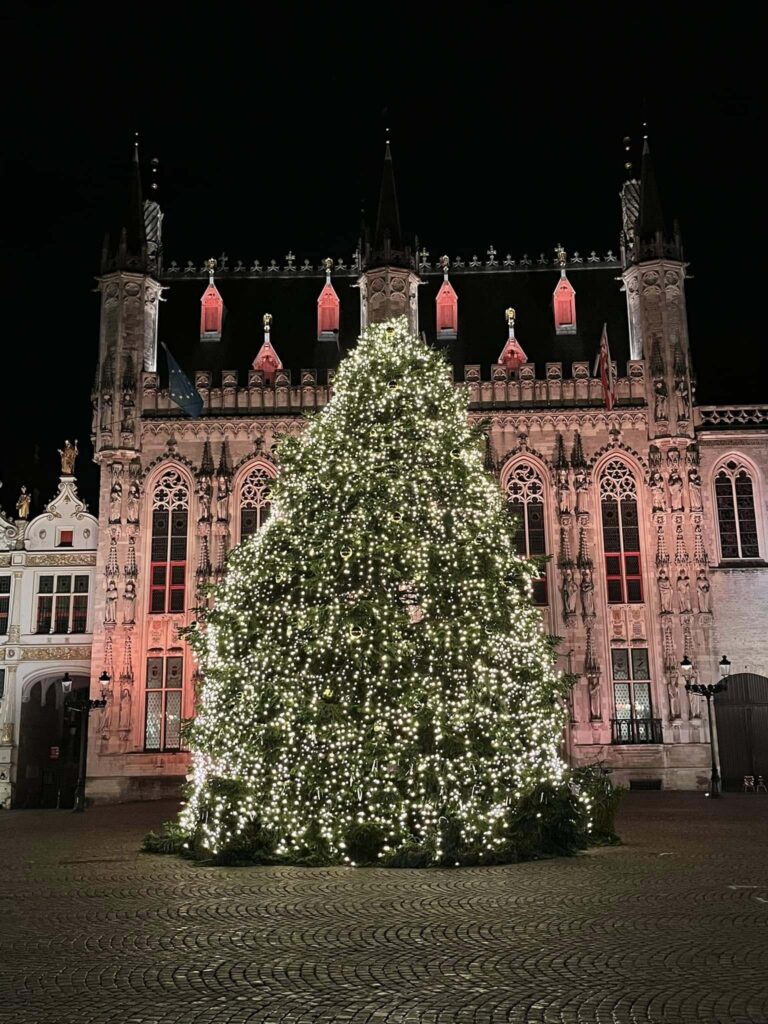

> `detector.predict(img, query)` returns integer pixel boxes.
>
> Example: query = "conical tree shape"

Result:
[181,318,571,865]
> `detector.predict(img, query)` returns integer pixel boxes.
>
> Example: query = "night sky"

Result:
[2,6,760,514]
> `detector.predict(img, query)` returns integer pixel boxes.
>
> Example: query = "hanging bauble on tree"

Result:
[176,316,587,867]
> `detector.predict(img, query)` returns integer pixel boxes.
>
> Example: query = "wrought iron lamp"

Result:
[680,655,731,798]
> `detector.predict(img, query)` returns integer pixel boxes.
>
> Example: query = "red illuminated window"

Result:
[317,282,340,338]
[200,283,223,340]
[553,274,576,334]
[435,279,458,337]
[150,469,189,614]
[600,461,643,604]
[58,530,73,548]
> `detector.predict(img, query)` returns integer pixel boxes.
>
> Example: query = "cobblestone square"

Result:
[0,793,766,1024]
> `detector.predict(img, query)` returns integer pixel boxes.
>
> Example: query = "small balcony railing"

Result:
[611,717,663,745]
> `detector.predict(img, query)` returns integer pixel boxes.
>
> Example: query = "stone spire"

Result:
[369,135,407,268]
[102,137,152,275]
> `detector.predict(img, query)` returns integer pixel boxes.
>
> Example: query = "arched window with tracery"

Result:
[150,469,189,614]
[715,460,760,560]
[505,462,548,605]
[600,459,642,603]
[239,465,274,542]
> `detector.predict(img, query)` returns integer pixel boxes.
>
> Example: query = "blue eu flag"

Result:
[162,343,204,417]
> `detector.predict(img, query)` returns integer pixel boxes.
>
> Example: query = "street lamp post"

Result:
[680,654,731,798]
[62,671,110,813]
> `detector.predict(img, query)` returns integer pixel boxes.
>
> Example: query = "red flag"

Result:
[593,323,616,411]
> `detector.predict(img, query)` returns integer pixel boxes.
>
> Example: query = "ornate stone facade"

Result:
[80,141,768,802]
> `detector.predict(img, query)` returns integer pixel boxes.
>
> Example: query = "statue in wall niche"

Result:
[674,377,690,420]
[650,472,666,512]
[657,567,673,614]
[556,468,570,514]
[105,579,118,622]
[198,472,213,522]
[118,686,133,732]
[573,467,588,512]
[109,480,122,523]
[677,571,692,613]
[216,472,230,521]
[587,676,601,720]
[58,439,78,476]
[123,579,136,624]
[688,468,703,512]
[668,471,684,512]
[562,568,578,616]
[126,480,140,524]
[100,394,112,432]
[667,676,681,719]
[99,686,113,738]
[696,569,711,614]
[580,567,595,618]
[653,379,668,420]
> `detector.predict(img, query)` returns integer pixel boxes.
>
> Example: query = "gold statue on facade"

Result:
[58,439,78,476]
[15,485,30,520]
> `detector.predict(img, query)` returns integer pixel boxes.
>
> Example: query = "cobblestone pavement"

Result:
[1,794,767,1024]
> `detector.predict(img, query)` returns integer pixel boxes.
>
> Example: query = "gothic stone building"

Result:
[85,142,768,803]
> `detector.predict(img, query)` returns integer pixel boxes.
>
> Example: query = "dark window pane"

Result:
[54,596,70,633]
[0,596,9,635]
[607,578,623,603]
[624,555,641,576]
[74,575,89,593]
[38,576,54,594]
[150,589,166,614]
[146,658,164,688]
[56,577,72,593]
[0,577,12,594]
[241,509,258,539]
[169,536,187,561]
[166,657,183,687]
[620,500,638,526]
[151,565,167,587]
[171,512,188,537]
[71,595,88,633]
[532,574,548,606]
[611,649,630,680]
[626,578,643,603]
[169,588,185,613]
[36,595,52,632]
[606,556,622,576]
[631,648,650,680]
[170,565,185,586]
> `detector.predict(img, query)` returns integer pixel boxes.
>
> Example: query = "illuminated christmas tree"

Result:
[179,317,579,865]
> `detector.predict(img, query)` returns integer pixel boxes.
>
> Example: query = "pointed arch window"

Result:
[553,274,576,334]
[317,282,340,339]
[435,279,458,339]
[200,283,224,341]
[715,460,760,559]
[505,462,548,605]
[600,460,642,603]
[150,469,189,614]
[239,465,274,541]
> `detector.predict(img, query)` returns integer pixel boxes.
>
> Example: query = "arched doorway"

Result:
[715,673,768,791]
[16,674,89,808]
